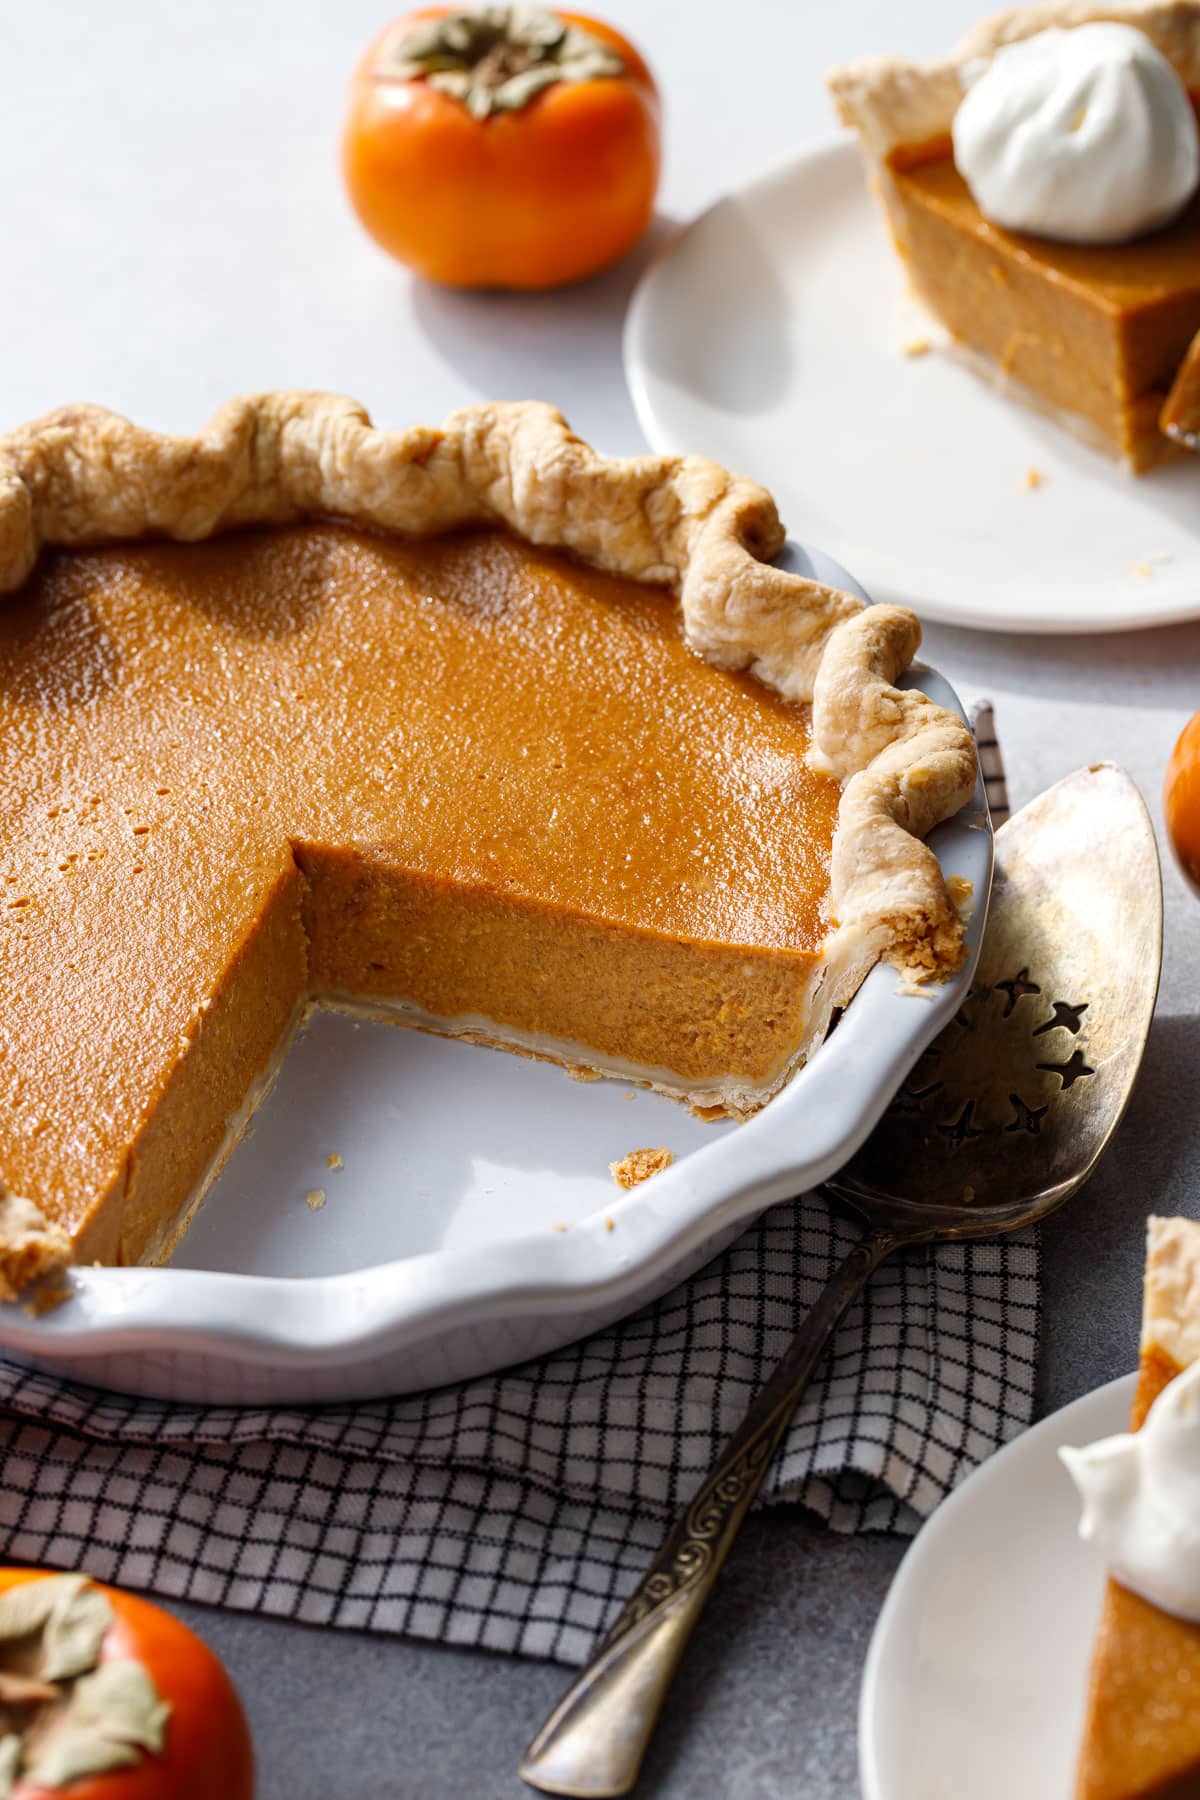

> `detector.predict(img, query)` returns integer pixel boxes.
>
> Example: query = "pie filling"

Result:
[883,152,1200,470]
[0,521,845,1271]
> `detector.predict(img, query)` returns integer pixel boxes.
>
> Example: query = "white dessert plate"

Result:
[0,553,990,1406]
[624,142,1200,634]
[860,1372,1134,1800]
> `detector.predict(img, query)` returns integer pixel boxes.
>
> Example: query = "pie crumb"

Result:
[326,1152,343,1171]
[605,1218,615,1232]
[1024,467,1045,491]
[567,1066,601,1083]
[22,1281,72,1318]
[902,336,932,358]
[893,977,939,1000]
[946,875,974,919]
[550,1221,567,1232]
[1128,561,1153,579]
[609,1146,673,1190]
[305,1188,327,1211]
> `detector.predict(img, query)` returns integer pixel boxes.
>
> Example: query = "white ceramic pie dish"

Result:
[0,548,991,1404]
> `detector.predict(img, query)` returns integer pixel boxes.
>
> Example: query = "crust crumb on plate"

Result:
[609,1146,674,1190]
[945,875,975,923]
[22,1281,73,1318]
[305,1188,327,1212]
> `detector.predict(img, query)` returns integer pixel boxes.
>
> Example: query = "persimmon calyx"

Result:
[375,7,625,117]
[0,1575,171,1794]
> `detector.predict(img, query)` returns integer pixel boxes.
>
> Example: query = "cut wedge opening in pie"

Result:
[0,393,976,1295]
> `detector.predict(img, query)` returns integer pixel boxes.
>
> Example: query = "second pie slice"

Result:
[830,1,1200,471]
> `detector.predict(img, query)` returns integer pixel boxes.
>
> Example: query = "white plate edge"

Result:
[857,1371,1138,1800]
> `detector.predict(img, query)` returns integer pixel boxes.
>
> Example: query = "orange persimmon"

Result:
[342,6,660,289]
[0,1568,254,1800]
[1165,710,1200,893]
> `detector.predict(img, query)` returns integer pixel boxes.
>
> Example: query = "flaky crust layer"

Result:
[0,393,976,1288]
[829,0,1200,160]
[1143,1215,1200,1371]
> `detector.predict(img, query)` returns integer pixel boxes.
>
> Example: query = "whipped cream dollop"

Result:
[952,22,1200,244]
[1060,1357,1200,1622]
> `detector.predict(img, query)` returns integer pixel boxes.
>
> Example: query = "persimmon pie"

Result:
[0,393,974,1296]
[830,1,1200,470]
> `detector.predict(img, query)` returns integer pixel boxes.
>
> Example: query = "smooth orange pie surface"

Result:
[1075,1216,1200,1800]
[0,393,975,1294]
[1,524,842,1268]
[829,2,1200,471]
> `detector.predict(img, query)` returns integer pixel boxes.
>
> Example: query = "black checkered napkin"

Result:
[0,707,1035,1668]
[973,700,1010,826]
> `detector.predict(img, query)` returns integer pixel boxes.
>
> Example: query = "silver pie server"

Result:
[520,762,1162,1797]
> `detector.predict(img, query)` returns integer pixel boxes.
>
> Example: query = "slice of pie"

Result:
[0,392,975,1296]
[829,2,1200,471]
[1073,1214,1200,1800]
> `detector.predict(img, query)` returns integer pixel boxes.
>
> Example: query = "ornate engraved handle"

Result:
[519,1227,898,1797]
